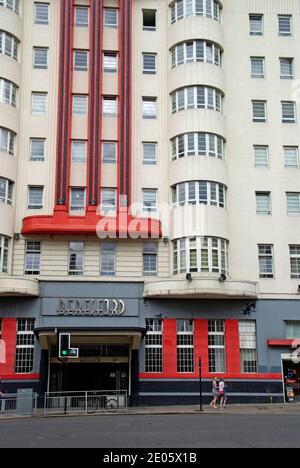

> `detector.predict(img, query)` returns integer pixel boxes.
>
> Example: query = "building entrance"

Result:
[49,342,130,394]
[49,363,129,393]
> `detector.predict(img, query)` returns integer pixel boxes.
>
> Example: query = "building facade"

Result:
[0,0,300,404]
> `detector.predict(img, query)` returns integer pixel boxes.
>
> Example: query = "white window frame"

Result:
[250,57,265,79]
[101,188,117,212]
[31,92,47,115]
[25,241,41,275]
[284,146,299,168]
[34,2,49,25]
[68,241,84,276]
[15,319,35,374]
[290,245,300,279]
[252,100,266,123]
[258,244,274,278]
[0,0,20,15]
[0,127,15,155]
[71,140,87,163]
[100,242,116,276]
[287,193,300,215]
[254,145,269,167]
[0,235,9,273]
[145,319,163,373]
[27,186,43,209]
[104,8,118,27]
[208,319,226,373]
[72,95,88,116]
[0,30,19,60]
[74,6,89,27]
[177,319,195,373]
[256,192,271,216]
[70,188,86,213]
[0,78,17,107]
[282,101,296,123]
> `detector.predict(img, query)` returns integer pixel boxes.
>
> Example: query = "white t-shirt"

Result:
[219,381,225,392]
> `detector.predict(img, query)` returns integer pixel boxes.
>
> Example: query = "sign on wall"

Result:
[57,299,125,317]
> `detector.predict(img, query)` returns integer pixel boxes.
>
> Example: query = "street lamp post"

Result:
[199,357,203,412]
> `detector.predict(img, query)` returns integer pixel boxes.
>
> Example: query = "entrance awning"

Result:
[35,328,145,351]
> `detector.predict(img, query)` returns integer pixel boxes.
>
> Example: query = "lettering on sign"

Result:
[57,299,125,317]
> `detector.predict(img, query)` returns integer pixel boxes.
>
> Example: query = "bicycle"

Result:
[87,395,119,414]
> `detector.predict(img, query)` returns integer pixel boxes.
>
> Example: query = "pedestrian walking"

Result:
[218,378,228,409]
[210,377,219,409]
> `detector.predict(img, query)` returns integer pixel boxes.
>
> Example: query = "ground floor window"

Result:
[208,320,226,373]
[15,319,35,374]
[177,320,194,373]
[145,319,163,373]
[239,321,258,373]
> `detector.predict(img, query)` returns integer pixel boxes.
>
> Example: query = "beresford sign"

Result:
[57,298,125,317]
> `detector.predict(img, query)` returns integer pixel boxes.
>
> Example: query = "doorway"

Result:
[49,363,129,393]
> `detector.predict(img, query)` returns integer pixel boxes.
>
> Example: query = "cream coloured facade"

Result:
[0,0,300,300]
[1,0,300,405]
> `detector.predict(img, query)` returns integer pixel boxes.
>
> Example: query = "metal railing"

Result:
[0,395,38,418]
[44,390,128,416]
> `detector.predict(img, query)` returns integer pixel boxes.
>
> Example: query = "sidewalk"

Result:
[127,403,300,416]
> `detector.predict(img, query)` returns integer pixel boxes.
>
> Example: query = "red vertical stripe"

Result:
[163,319,177,375]
[226,320,241,375]
[0,319,17,376]
[195,319,209,374]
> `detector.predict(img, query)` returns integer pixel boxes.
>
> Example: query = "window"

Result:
[28,186,43,209]
[70,188,85,212]
[0,127,15,155]
[68,242,84,276]
[25,241,41,275]
[145,319,163,373]
[71,141,87,163]
[0,78,17,107]
[208,320,226,373]
[31,92,47,115]
[258,244,274,278]
[256,192,271,215]
[171,41,222,68]
[254,146,269,167]
[282,101,296,123]
[252,100,266,122]
[103,96,118,116]
[74,6,89,27]
[143,143,157,165]
[285,321,300,339]
[0,235,9,273]
[143,54,156,74]
[74,50,88,71]
[143,189,157,213]
[72,95,88,116]
[0,30,19,60]
[0,177,13,205]
[100,243,116,276]
[172,181,226,208]
[172,132,225,161]
[30,139,45,161]
[249,14,263,36]
[143,9,156,31]
[102,142,117,164]
[239,321,257,374]
[171,86,222,113]
[103,52,118,73]
[177,320,194,373]
[143,243,158,276]
[284,147,298,168]
[173,237,228,275]
[251,57,265,78]
[290,246,300,279]
[278,15,292,36]
[170,0,221,24]
[0,0,20,15]
[34,2,49,25]
[33,47,48,69]
[280,58,294,80]
[143,98,157,119]
[287,193,300,215]
[104,8,118,27]
[101,188,116,212]
[15,319,35,374]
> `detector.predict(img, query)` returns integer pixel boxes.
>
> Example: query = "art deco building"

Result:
[0,0,300,404]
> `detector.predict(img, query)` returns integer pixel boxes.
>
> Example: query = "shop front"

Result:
[35,282,145,403]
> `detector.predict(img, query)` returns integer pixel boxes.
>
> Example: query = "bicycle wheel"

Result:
[105,398,119,413]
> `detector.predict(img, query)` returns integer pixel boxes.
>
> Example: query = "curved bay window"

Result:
[173,236,228,275]
[172,181,226,208]
[171,86,223,114]
[171,40,222,68]
[170,0,221,24]
[172,132,225,160]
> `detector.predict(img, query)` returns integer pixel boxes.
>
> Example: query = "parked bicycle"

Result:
[87,395,119,414]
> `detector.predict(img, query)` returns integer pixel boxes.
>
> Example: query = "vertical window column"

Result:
[177,320,194,373]
[145,319,163,373]
[55,0,75,209]
[87,0,103,208]
[15,319,35,374]
[118,0,132,209]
